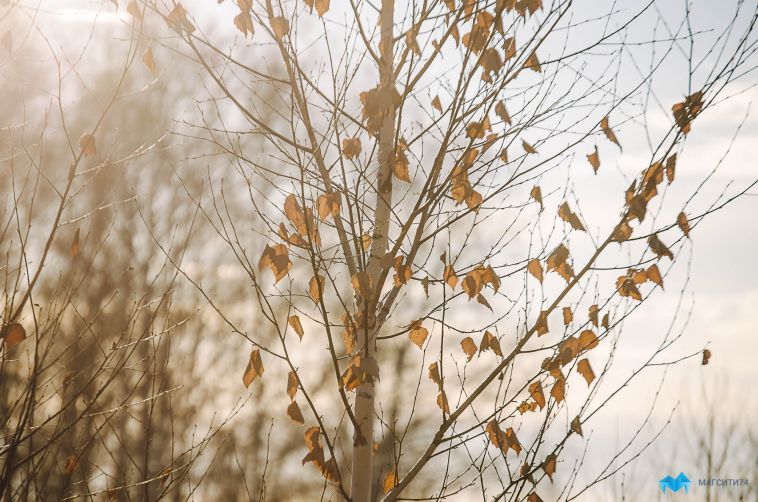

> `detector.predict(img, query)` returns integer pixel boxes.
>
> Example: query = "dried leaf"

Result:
[436,390,450,413]
[127,1,143,20]
[530,186,543,209]
[522,139,537,154]
[577,358,594,386]
[578,330,598,351]
[543,454,556,482]
[588,305,599,327]
[142,47,157,73]
[79,133,96,157]
[479,331,502,357]
[527,259,543,283]
[409,320,429,349]
[383,469,397,494]
[64,455,78,474]
[587,145,600,173]
[2,323,27,349]
[461,337,477,362]
[428,362,442,387]
[535,311,549,336]
[529,381,546,410]
[432,95,442,112]
[600,116,620,148]
[242,348,264,387]
[523,51,541,72]
[665,154,677,184]
[562,307,573,325]
[444,265,458,289]
[648,233,674,260]
[317,193,340,221]
[287,371,299,400]
[646,264,663,288]
[258,243,292,283]
[677,212,690,237]
[69,228,80,258]
[308,275,325,302]
[571,416,583,437]
[288,315,304,339]
[287,401,305,424]
[558,202,585,231]
[702,349,711,365]
[550,378,565,403]
[234,11,254,37]
[341,137,362,159]
[495,101,511,125]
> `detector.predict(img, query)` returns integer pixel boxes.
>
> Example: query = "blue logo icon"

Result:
[659,472,691,493]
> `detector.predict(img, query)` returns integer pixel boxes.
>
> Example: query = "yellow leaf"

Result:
[428,362,441,386]
[383,469,397,494]
[271,16,289,39]
[562,307,572,325]
[436,390,450,413]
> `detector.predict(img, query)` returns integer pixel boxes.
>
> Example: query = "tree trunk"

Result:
[350,1,395,500]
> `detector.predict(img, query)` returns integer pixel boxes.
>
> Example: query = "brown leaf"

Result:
[479,331,502,357]
[308,275,325,302]
[495,101,511,125]
[665,154,677,184]
[535,311,549,336]
[314,0,329,17]
[142,47,157,73]
[558,202,585,231]
[527,259,543,283]
[486,420,509,452]
[588,304,599,327]
[287,401,305,424]
[543,454,557,482]
[444,265,458,289]
[393,147,411,183]
[571,416,583,437]
[127,1,143,20]
[672,91,704,134]
[562,307,573,325]
[577,358,595,386]
[522,139,537,154]
[646,264,663,287]
[288,315,304,340]
[287,371,299,400]
[242,348,264,387]
[409,320,429,349]
[436,390,450,413]
[523,51,541,72]
[166,3,195,34]
[702,349,711,365]
[530,186,543,210]
[234,11,254,37]
[550,378,565,403]
[79,133,96,157]
[361,233,372,252]
[578,330,598,351]
[258,243,292,283]
[587,145,600,173]
[64,455,78,474]
[428,362,442,387]
[69,228,81,258]
[460,337,477,362]
[341,137,362,159]
[432,95,442,112]
[648,233,674,260]
[600,116,620,148]
[527,493,544,502]
[529,381,546,410]
[677,212,690,237]
[317,193,340,221]
[2,323,27,349]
